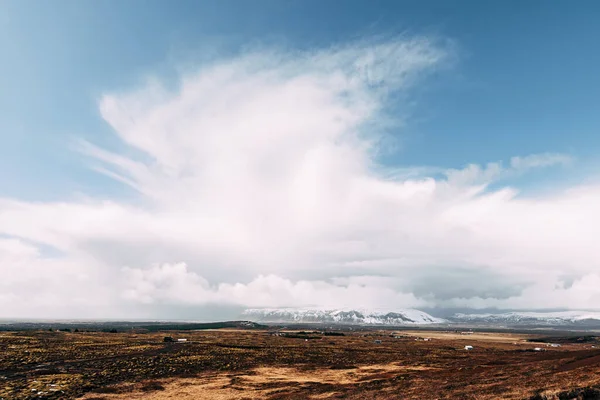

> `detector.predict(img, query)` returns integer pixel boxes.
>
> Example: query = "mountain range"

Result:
[242,308,600,327]
[449,311,600,327]
[241,308,445,325]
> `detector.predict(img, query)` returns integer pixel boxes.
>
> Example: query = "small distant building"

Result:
[177,338,188,343]
[534,347,542,351]
[550,343,561,348]
[464,345,473,350]
[374,340,382,344]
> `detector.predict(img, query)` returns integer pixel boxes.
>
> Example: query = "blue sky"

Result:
[2,0,600,200]
[2,1,600,318]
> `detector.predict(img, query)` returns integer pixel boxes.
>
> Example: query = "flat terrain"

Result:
[1,328,600,399]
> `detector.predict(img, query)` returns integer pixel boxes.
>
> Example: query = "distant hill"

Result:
[0,320,267,332]
[450,311,600,327]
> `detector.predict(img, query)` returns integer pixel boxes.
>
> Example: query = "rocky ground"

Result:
[1,328,600,399]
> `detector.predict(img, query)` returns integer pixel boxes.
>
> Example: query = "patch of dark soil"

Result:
[558,387,600,400]
[214,343,264,350]
[557,354,600,372]
[529,336,599,344]
[92,386,125,394]
[530,386,600,400]
[329,364,357,370]
[140,381,165,392]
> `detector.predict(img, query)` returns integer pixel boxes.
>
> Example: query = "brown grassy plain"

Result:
[1,328,600,399]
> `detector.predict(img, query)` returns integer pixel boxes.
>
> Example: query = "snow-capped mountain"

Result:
[242,308,600,327]
[450,311,600,326]
[241,308,446,325]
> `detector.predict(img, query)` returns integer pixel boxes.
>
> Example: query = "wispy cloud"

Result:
[0,36,596,318]
[510,153,572,170]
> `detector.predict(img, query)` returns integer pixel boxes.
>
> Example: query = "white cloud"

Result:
[0,36,598,317]
[121,263,423,309]
[0,237,113,318]
[445,273,600,310]
[510,153,572,170]
[444,152,572,187]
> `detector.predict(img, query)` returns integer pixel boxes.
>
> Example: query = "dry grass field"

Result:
[1,328,600,399]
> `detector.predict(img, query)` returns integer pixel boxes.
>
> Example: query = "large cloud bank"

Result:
[1,37,599,318]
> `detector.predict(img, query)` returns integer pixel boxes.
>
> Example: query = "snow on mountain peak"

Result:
[451,311,600,325]
[241,308,446,325]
